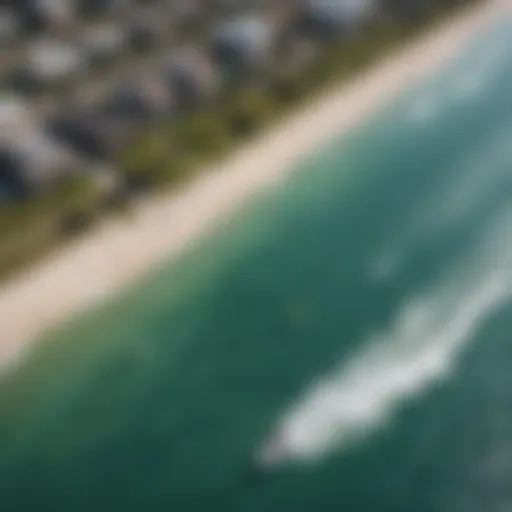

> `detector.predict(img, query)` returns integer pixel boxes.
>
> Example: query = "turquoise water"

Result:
[1,18,512,512]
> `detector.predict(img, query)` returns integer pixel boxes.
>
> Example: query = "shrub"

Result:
[172,113,231,159]
[117,133,176,189]
[0,174,103,277]
[269,72,310,105]
[225,88,277,137]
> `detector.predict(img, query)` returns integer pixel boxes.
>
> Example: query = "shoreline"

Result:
[0,0,505,368]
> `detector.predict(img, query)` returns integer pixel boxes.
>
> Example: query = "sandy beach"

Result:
[0,0,506,368]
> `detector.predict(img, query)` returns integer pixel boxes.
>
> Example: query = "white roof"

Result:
[0,9,18,43]
[0,96,33,141]
[35,0,75,22]
[25,39,87,80]
[214,15,274,59]
[81,23,126,56]
[11,129,74,184]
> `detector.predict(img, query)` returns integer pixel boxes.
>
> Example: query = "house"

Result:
[209,14,276,78]
[0,96,34,198]
[0,126,78,194]
[0,95,35,143]
[100,72,173,126]
[79,22,127,65]
[172,0,205,25]
[76,0,129,21]
[16,0,76,33]
[46,106,127,162]
[0,8,19,46]
[0,149,24,200]
[15,39,88,93]
[378,0,434,20]
[264,1,306,61]
[299,0,376,39]
[162,46,220,110]
[208,0,241,16]
[127,7,170,52]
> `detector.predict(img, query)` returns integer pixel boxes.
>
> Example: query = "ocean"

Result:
[1,16,512,512]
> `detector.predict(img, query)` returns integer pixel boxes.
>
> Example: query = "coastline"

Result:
[0,0,504,368]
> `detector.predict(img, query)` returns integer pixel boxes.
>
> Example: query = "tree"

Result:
[172,113,231,158]
[117,133,178,189]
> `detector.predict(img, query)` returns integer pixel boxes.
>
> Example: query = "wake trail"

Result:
[268,210,512,463]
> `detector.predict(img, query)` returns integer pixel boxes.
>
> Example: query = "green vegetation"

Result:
[0,175,102,278]
[118,133,177,188]
[173,113,231,160]
[226,88,278,137]
[0,0,484,281]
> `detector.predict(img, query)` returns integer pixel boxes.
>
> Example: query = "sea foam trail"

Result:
[273,215,512,462]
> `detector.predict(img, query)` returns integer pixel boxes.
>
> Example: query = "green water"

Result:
[1,18,512,512]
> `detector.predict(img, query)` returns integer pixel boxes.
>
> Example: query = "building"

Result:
[209,13,276,79]
[15,38,88,93]
[162,46,220,110]
[300,0,376,39]
[16,0,76,33]
[101,72,173,125]
[127,6,171,52]
[0,127,78,194]
[79,22,127,65]
[0,8,19,46]
[47,106,129,161]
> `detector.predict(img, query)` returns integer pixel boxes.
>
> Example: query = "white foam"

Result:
[279,275,509,461]
[272,215,512,462]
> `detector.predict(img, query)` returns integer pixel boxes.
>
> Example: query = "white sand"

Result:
[0,0,506,367]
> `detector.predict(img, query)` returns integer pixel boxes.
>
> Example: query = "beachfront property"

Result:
[209,13,278,78]
[162,45,220,110]
[0,0,431,158]
[46,103,132,161]
[0,0,482,267]
[0,127,79,194]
